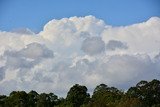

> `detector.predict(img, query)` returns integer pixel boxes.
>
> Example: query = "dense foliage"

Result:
[0,79,160,107]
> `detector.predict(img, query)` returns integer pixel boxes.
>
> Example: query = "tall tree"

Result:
[91,84,123,107]
[66,84,90,107]
[127,79,160,107]
[5,91,28,107]
[37,93,51,107]
[28,90,39,107]
[0,95,7,107]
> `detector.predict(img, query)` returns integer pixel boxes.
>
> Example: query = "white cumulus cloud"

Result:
[0,16,160,97]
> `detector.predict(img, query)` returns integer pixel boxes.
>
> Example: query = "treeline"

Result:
[0,79,160,107]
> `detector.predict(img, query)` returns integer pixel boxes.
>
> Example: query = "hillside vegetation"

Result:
[0,79,160,107]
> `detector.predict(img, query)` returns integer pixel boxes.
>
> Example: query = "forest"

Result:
[0,79,160,107]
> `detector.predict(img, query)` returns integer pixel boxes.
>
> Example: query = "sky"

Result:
[0,0,160,97]
[0,0,160,32]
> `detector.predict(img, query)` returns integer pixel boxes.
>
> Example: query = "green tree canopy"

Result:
[66,84,90,107]
[127,79,160,107]
[5,91,28,107]
[28,90,39,107]
[91,84,123,107]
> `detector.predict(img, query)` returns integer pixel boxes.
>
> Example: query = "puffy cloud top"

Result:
[0,16,160,97]
[39,16,106,45]
[102,17,160,54]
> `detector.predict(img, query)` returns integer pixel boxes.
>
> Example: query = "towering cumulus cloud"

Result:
[0,16,160,96]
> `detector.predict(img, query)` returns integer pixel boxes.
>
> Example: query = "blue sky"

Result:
[0,0,160,32]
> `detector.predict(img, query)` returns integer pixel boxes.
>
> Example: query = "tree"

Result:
[91,84,123,107]
[0,95,7,107]
[127,79,160,107]
[37,93,51,107]
[0,79,159,107]
[5,91,28,107]
[28,90,39,107]
[117,97,143,107]
[66,84,90,107]
[48,93,59,106]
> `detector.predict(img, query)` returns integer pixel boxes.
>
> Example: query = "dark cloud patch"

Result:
[0,67,5,81]
[106,40,128,51]
[4,43,54,69]
[4,43,53,59]
[33,72,54,83]
[5,56,35,69]
[81,37,105,55]
[79,32,90,38]
[155,53,160,61]
[19,43,53,59]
